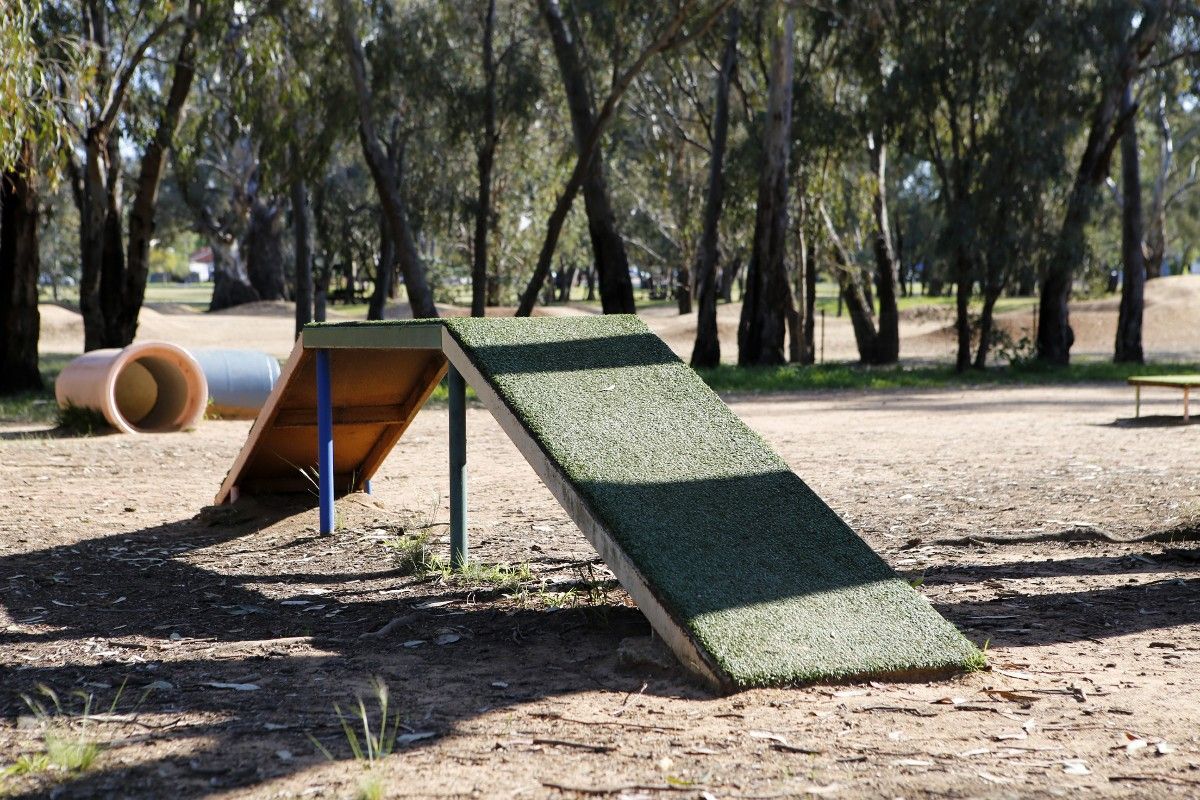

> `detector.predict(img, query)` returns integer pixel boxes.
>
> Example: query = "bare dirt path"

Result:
[2,384,1199,798]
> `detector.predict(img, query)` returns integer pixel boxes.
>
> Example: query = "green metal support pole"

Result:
[449,364,468,569]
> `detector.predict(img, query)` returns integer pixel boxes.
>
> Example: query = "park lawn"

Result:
[697,358,1200,394]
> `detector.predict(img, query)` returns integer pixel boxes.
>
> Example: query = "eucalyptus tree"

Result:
[336,0,436,318]
[892,0,1085,370]
[62,0,209,349]
[1038,0,1177,365]
[515,0,734,316]
[737,7,793,366]
[0,1,70,392]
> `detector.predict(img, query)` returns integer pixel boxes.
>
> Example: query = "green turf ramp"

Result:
[442,315,979,690]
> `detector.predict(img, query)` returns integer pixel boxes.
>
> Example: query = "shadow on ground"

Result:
[0,501,683,798]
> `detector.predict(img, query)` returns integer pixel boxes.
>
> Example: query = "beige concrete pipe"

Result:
[55,342,209,433]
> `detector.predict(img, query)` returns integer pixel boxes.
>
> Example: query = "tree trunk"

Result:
[0,142,42,394]
[802,229,816,365]
[337,0,437,319]
[209,238,259,311]
[1038,1,1172,365]
[973,286,1002,369]
[691,7,739,369]
[1115,84,1146,364]
[291,171,313,338]
[119,0,201,347]
[246,198,288,301]
[719,256,741,302]
[368,211,394,321]
[540,0,635,314]
[737,12,794,367]
[954,255,973,372]
[868,132,900,364]
[821,203,881,363]
[1144,91,1171,280]
[472,0,498,318]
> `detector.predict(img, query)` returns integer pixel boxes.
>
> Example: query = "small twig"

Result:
[531,737,616,753]
[542,781,699,795]
[528,714,681,734]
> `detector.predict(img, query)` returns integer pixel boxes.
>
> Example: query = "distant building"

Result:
[187,247,214,282]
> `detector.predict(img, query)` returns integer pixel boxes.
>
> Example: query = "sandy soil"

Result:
[37,275,1200,365]
[3,375,1200,798]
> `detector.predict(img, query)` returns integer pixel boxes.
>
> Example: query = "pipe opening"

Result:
[114,355,195,432]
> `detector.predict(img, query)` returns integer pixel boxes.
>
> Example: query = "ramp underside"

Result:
[216,335,445,502]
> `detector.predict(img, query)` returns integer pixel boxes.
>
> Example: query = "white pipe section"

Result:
[55,342,209,434]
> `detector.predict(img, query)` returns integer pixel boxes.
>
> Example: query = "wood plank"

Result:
[274,404,410,428]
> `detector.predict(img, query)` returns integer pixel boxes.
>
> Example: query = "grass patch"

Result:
[55,403,110,435]
[2,680,147,789]
[697,360,1200,395]
[0,354,74,425]
[421,556,533,590]
[308,677,402,766]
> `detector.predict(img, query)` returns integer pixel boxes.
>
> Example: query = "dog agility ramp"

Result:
[218,316,979,691]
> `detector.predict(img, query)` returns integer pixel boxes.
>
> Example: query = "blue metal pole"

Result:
[316,349,335,535]
[448,364,467,569]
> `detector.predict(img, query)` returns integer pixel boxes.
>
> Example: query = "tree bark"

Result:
[737,11,793,367]
[209,237,259,311]
[472,0,498,318]
[691,7,739,369]
[973,286,1002,369]
[1144,91,1171,280]
[291,169,313,338]
[246,197,287,301]
[539,0,636,314]
[801,227,816,365]
[953,252,973,372]
[1115,84,1146,363]
[337,0,437,319]
[369,208,394,321]
[1038,0,1173,364]
[868,131,900,364]
[0,142,42,394]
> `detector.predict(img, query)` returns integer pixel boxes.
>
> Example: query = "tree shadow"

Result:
[0,508,689,798]
[1100,415,1198,428]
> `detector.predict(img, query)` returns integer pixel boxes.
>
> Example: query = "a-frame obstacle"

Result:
[217,316,979,692]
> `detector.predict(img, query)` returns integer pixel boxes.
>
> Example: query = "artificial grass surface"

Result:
[439,315,979,689]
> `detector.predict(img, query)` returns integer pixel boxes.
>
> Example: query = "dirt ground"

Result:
[3,375,1200,799]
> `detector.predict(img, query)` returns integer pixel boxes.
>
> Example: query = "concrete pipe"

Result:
[55,342,209,434]
[188,349,281,419]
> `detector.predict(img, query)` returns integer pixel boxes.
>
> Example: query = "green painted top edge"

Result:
[302,320,444,349]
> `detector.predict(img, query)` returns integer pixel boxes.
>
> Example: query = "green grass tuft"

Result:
[55,403,110,435]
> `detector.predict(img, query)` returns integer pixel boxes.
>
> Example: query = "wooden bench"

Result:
[1127,375,1200,422]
